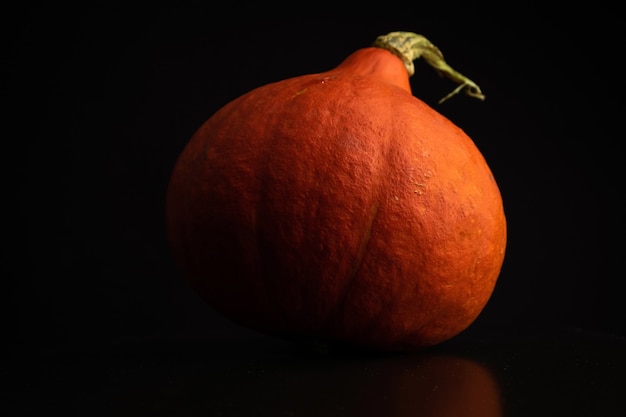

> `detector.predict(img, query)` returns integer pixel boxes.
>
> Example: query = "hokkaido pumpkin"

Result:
[166,31,507,350]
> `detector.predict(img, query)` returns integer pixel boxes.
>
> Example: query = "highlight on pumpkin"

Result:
[373,31,485,103]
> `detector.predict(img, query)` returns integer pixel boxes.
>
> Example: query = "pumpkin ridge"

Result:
[322,111,404,345]
[342,103,445,346]
[322,199,381,337]
[252,92,309,331]
[348,199,416,343]
[327,89,408,342]
[309,85,394,336]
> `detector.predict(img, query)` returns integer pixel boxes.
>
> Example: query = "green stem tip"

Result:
[373,31,485,104]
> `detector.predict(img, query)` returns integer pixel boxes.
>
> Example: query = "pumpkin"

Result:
[166,31,507,350]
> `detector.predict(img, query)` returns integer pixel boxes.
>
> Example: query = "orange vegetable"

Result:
[166,31,507,350]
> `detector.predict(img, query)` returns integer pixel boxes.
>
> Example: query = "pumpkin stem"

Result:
[372,32,485,103]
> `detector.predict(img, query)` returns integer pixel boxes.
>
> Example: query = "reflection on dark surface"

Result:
[187,352,502,417]
[344,354,502,417]
[3,326,625,416]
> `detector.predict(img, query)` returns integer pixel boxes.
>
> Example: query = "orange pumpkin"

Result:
[166,32,507,350]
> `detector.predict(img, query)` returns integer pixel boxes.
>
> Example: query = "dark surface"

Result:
[6,5,625,416]
[3,326,625,416]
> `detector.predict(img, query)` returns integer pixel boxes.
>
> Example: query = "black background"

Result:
[7,4,625,354]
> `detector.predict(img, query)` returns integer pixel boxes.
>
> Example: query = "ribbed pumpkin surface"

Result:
[166,42,506,350]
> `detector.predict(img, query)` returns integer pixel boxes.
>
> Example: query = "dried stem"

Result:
[373,31,485,103]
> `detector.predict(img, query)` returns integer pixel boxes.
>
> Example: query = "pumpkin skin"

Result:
[166,35,507,350]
